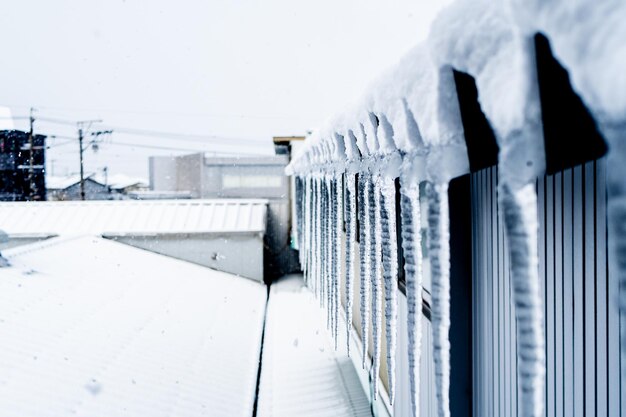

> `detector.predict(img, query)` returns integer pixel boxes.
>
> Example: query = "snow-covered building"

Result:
[46,175,111,201]
[287,1,626,416]
[0,235,268,417]
[0,215,371,417]
[149,141,303,279]
[0,199,268,281]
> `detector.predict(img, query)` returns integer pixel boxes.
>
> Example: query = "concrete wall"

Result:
[107,232,264,282]
[149,156,177,191]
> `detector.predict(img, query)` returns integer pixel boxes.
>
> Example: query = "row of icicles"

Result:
[295,172,451,417]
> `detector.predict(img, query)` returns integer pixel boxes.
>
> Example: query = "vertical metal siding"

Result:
[471,160,621,417]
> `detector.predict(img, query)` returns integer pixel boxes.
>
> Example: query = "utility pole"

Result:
[76,120,103,201]
[27,107,36,201]
[78,124,85,200]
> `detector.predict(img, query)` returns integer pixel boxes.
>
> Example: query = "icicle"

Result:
[306,176,313,288]
[302,176,310,285]
[400,180,423,417]
[326,176,334,330]
[320,178,327,309]
[500,183,545,417]
[380,177,399,405]
[358,173,371,369]
[295,176,303,264]
[370,176,383,398]
[305,176,315,286]
[426,182,451,417]
[333,176,344,349]
[315,177,323,302]
[345,174,357,356]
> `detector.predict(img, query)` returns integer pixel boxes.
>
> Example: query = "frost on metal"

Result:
[358,173,371,369]
[380,177,399,405]
[370,177,383,397]
[344,174,357,356]
[400,180,424,417]
[500,183,545,417]
[426,182,451,417]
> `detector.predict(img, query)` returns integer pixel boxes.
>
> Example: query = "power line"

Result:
[34,116,269,147]
[43,133,267,155]
[105,141,268,156]
[4,104,309,120]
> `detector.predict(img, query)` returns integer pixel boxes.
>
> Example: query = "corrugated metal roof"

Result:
[0,236,267,417]
[257,276,372,417]
[0,199,267,236]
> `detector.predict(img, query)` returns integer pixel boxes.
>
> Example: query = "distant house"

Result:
[46,175,111,201]
[93,174,149,196]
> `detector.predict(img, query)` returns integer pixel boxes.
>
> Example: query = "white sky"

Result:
[0,0,451,178]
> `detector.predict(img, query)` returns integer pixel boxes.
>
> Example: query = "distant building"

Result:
[47,173,149,201]
[148,136,305,278]
[94,173,149,195]
[0,130,46,201]
[46,175,111,201]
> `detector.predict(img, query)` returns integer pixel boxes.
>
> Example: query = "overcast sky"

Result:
[1,0,451,178]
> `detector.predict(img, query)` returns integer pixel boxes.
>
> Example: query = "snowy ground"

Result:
[0,236,267,417]
[257,275,372,417]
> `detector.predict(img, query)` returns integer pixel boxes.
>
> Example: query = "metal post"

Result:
[28,107,35,200]
[78,126,85,201]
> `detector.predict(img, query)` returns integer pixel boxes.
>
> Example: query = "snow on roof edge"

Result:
[286,0,624,187]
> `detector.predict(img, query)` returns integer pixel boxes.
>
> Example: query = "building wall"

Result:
[109,232,265,282]
[149,155,177,192]
[472,160,621,417]
[201,157,288,199]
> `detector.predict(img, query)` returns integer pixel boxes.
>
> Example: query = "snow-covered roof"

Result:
[0,199,267,236]
[0,236,267,417]
[46,174,105,191]
[93,173,149,190]
[257,276,372,417]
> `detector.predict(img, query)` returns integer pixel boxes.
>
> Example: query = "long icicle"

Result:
[359,172,371,369]
[426,182,451,417]
[345,174,357,356]
[302,176,310,285]
[321,178,328,309]
[380,177,399,405]
[334,175,344,349]
[304,175,315,286]
[501,183,545,417]
[315,177,323,302]
[326,176,336,334]
[401,180,424,417]
[370,175,383,397]
[307,176,314,288]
